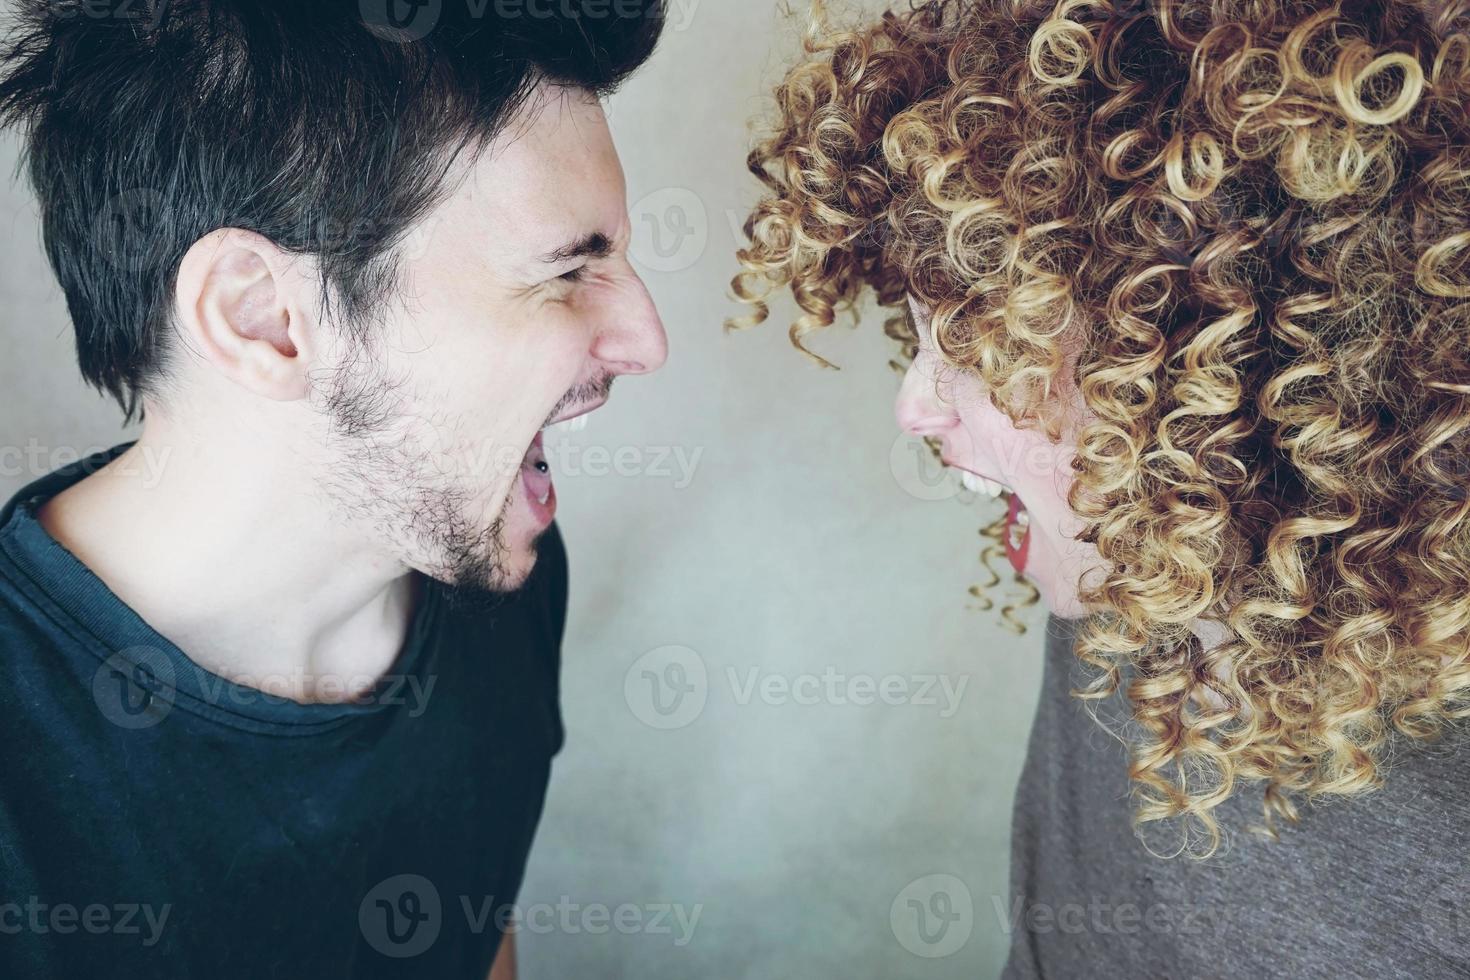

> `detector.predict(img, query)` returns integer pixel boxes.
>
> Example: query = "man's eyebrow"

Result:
[540,232,614,264]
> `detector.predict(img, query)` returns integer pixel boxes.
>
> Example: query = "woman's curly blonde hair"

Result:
[731,0,1470,855]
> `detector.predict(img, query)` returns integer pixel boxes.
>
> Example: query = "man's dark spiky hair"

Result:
[0,0,665,421]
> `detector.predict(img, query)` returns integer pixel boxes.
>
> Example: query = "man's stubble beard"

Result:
[308,339,523,610]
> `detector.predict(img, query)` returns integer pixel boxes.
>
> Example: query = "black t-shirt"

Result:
[0,444,567,979]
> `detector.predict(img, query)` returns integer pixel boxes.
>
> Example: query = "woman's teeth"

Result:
[958,469,1006,498]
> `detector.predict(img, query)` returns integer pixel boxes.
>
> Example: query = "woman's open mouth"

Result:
[945,463,1030,575]
[1004,492,1031,575]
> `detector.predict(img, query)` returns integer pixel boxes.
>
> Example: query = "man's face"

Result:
[312,84,666,595]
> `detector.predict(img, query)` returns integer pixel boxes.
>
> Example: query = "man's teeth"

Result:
[549,413,589,434]
[958,469,1006,498]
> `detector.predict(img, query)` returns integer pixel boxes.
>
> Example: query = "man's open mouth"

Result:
[521,431,553,509]
[515,399,609,526]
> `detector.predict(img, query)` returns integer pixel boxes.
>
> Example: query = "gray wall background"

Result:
[0,2,1046,977]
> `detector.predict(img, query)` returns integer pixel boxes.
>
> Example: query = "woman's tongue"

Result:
[520,431,553,505]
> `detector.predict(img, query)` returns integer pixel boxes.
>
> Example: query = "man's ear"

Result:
[173,228,320,401]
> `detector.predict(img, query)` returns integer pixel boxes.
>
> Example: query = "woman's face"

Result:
[893,295,1101,619]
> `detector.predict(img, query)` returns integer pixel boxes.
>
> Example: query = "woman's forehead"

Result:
[904,294,936,349]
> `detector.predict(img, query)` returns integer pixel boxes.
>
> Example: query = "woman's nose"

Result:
[894,357,959,437]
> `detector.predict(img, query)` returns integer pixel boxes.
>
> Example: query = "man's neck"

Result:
[37,430,420,704]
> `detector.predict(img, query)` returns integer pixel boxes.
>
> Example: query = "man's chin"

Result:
[492,539,542,593]
[437,531,543,605]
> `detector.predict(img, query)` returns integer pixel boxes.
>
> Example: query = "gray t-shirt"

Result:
[1003,613,1470,979]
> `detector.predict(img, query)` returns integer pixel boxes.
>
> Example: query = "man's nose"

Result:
[895,357,959,437]
[590,274,668,376]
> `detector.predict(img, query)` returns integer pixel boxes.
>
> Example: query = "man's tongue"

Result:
[521,431,553,504]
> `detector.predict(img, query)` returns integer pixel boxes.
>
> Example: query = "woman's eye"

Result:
[558,266,586,283]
